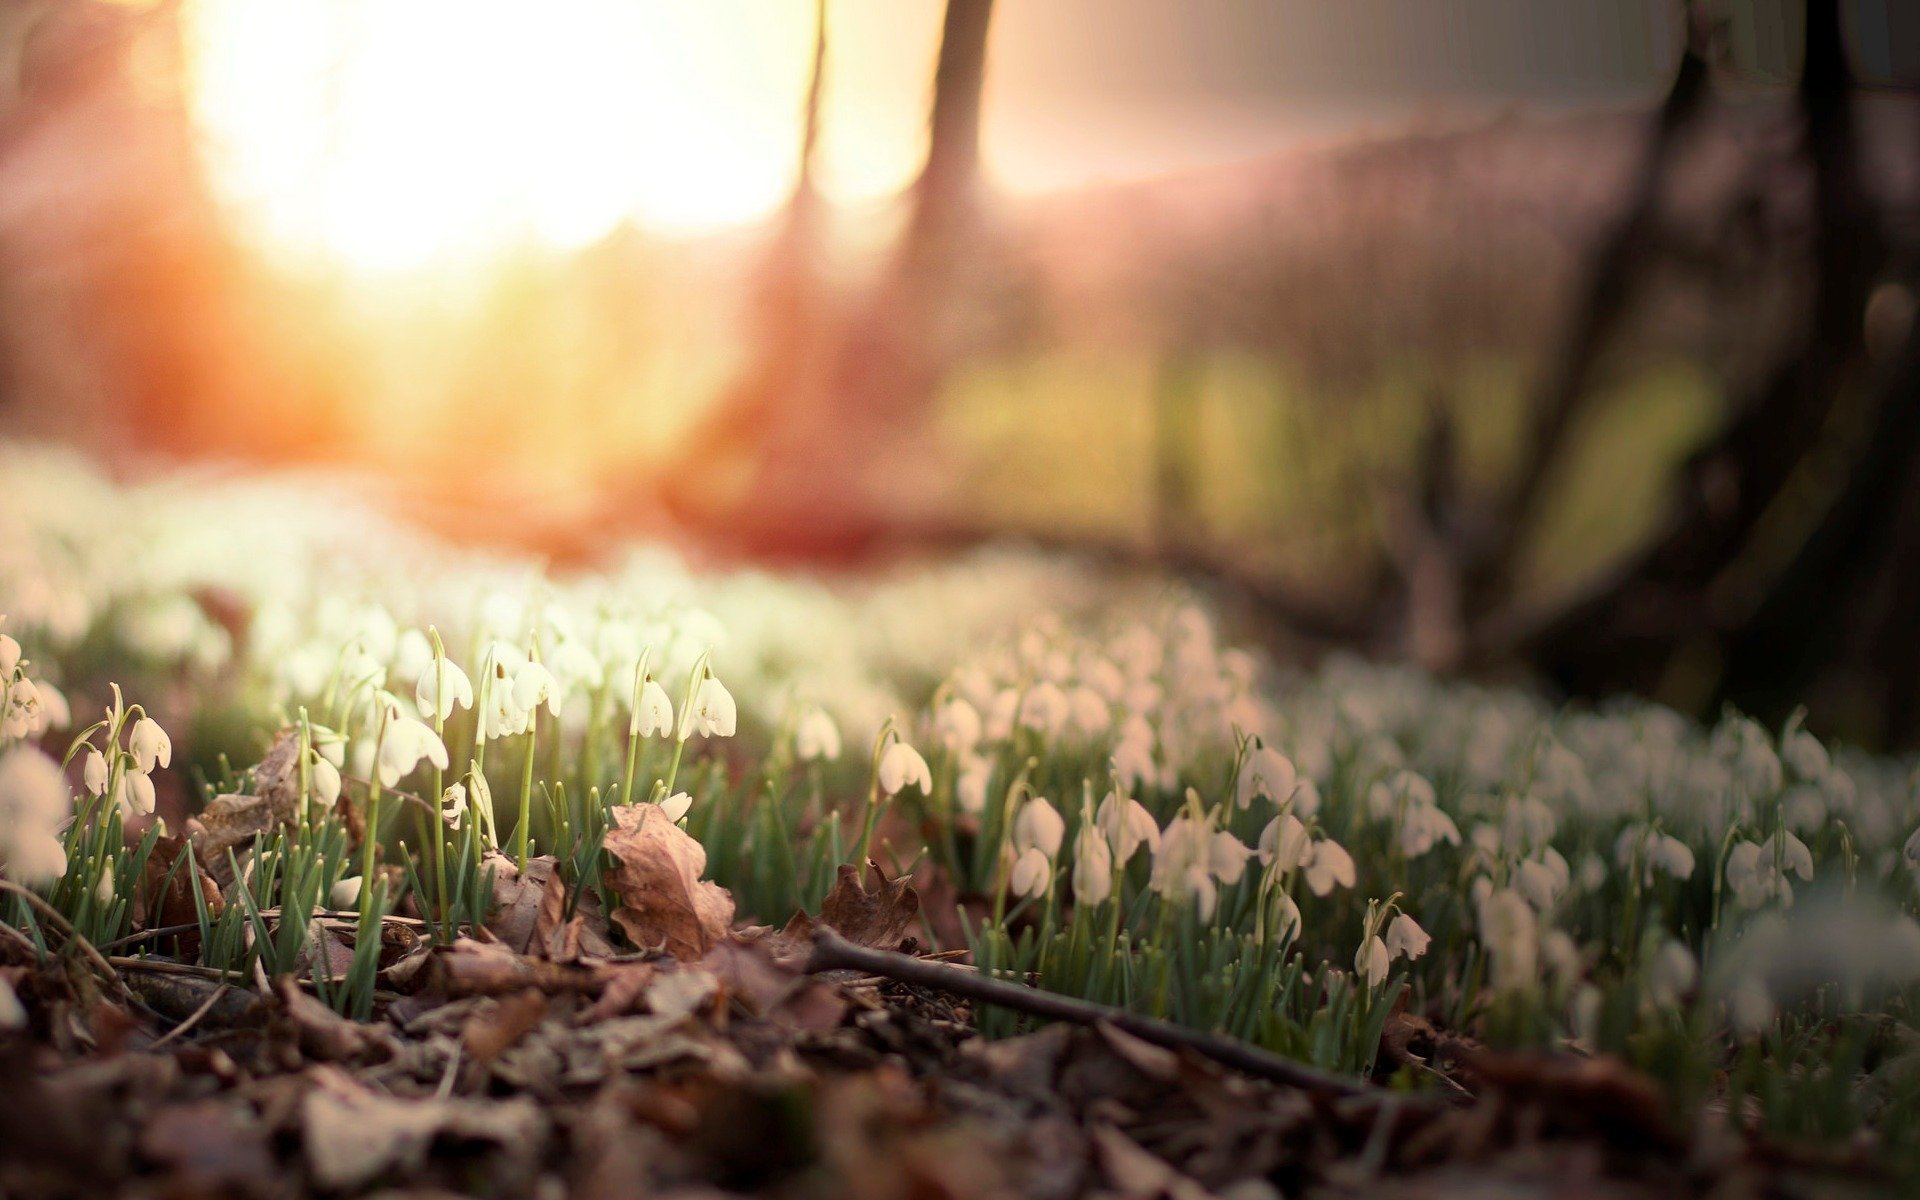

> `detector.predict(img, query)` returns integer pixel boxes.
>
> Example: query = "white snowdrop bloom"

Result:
[0,634,18,678]
[659,791,693,823]
[1018,681,1071,737]
[1782,729,1830,783]
[1096,791,1160,863]
[678,674,737,739]
[1012,796,1065,858]
[128,717,172,773]
[1905,825,1920,874]
[1386,913,1431,961]
[1356,935,1391,986]
[1110,732,1158,796]
[0,975,24,1031]
[794,708,842,762]
[441,781,468,830]
[1237,744,1296,810]
[1477,887,1538,992]
[35,682,69,732]
[469,771,497,840]
[1647,940,1698,1008]
[1770,831,1814,881]
[1398,803,1461,859]
[330,876,363,909]
[1515,850,1570,911]
[1081,657,1127,704]
[1503,794,1558,853]
[113,769,156,819]
[1576,853,1609,893]
[1072,825,1114,906]
[1368,769,1436,820]
[82,747,108,797]
[414,659,474,723]
[1726,834,1810,910]
[1066,687,1111,738]
[1122,678,1163,717]
[1209,830,1254,885]
[310,725,347,769]
[1615,827,1695,884]
[1303,839,1356,896]
[878,740,932,796]
[376,714,448,788]
[1781,784,1827,833]
[1151,814,1219,913]
[956,754,993,814]
[0,746,70,884]
[631,678,674,737]
[511,661,564,721]
[94,863,114,905]
[308,752,342,807]
[984,689,1019,743]
[934,696,982,755]
[1289,778,1322,820]
[1010,846,1052,899]
[1713,717,1783,796]
[1540,928,1581,981]
[1258,813,1311,873]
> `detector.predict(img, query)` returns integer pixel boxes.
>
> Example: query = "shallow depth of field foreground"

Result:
[4,3,1920,1198]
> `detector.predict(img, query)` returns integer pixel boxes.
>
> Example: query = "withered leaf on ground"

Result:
[485,853,557,954]
[462,988,550,1066]
[703,933,849,1033]
[189,728,303,887]
[274,978,394,1063]
[134,833,225,947]
[602,804,735,960]
[780,860,920,953]
[300,1065,545,1190]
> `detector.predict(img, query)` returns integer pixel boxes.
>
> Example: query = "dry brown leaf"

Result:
[780,860,920,953]
[485,853,555,954]
[462,988,549,1065]
[602,804,735,960]
[189,729,303,887]
[134,833,225,947]
[273,979,393,1063]
[300,1066,544,1190]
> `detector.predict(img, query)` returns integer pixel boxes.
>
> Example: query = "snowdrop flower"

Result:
[956,754,993,814]
[1072,824,1113,906]
[1514,849,1570,911]
[1615,826,1695,884]
[659,791,692,823]
[1386,913,1431,961]
[1726,833,1812,909]
[1258,813,1310,873]
[1095,791,1160,862]
[1647,940,1697,1008]
[1010,846,1052,899]
[0,633,17,678]
[794,707,841,762]
[878,740,932,796]
[1356,934,1391,986]
[934,696,982,755]
[1209,829,1254,885]
[511,661,563,721]
[376,708,449,788]
[128,717,172,774]
[310,725,347,769]
[415,659,474,723]
[678,672,737,739]
[1541,929,1581,982]
[1289,778,1322,819]
[441,781,468,831]
[0,746,70,884]
[1151,812,1226,920]
[1018,681,1070,736]
[1303,839,1356,896]
[1477,887,1538,992]
[307,751,342,807]
[330,876,363,909]
[1012,796,1065,858]
[1237,743,1296,810]
[1368,769,1437,820]
[1782,729,1830,783]
[113,769,156,819]
[630,677,674,737]
[1398,802,1462,859]
[1905,824,1920,874]
[82,747,108,797]
[984,689,1019,743]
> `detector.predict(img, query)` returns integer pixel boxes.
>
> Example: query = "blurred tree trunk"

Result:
[1520,0,1902,735]
[667,0,995,557]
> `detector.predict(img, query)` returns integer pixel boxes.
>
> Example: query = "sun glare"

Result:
[183,0,927,272]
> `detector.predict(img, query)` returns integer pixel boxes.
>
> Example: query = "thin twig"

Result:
[806,928,1389,1100]
[99,922,204,952]
[149,984,231,1048]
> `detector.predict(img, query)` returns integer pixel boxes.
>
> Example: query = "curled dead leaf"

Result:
[602,804,734,960]
[780,860,920,952]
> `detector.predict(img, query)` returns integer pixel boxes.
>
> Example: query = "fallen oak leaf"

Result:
[602,803,734,960]
[134,833,224,951]
[779,860,920,954]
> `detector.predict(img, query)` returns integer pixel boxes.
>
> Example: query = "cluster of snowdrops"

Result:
[2,448,1920,1160]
